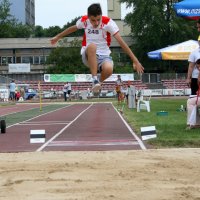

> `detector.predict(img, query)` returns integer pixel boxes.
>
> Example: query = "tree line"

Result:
[120,0,198,73]
[0,0,82,38]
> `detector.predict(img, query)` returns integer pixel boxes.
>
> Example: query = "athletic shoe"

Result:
[92,79,101,93]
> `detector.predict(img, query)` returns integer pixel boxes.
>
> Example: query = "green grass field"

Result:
[119,97,200,148]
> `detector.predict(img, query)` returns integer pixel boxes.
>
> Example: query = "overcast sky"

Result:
[35,0,130,28]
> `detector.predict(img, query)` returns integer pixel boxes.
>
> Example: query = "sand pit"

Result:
[0,148,200,200]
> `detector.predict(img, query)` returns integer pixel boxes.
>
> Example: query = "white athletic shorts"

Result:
[81,50,113,73]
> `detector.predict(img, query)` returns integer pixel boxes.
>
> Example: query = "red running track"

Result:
[0,103,48,116]
[0,103,146,152]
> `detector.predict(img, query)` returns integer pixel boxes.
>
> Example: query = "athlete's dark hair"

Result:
[87,3,102,17]
[198,18,200,24]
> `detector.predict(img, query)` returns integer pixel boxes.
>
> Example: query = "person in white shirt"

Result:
[63,83,68,101]
[66,82,72,101]
[9,79,16,101]
[187,59,200,129]
[187,36,200,95]
[50,3,144,93]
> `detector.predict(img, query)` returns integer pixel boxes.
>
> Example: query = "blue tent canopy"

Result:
[173,0,200,20]
[148,47,169,60]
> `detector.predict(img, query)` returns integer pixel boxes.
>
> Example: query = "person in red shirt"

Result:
[15,90,20,101]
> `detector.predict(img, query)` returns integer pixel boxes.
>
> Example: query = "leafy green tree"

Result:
[46,38,88,74]
[120,0,197,72]
[62,17,84,37]
[33,17,83,38]
[0,0,32,38]
[0,0,12,22]
[0,0,15,37]
[43,26,62,37]
[34,25,45,37]
[34,25,62,38]
[12,23,33,38]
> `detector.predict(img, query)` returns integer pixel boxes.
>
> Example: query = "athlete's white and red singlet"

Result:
[76,15,119,56]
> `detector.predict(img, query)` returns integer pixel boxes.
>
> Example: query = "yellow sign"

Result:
[162,52,190,60]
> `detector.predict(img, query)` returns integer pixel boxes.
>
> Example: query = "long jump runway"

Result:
[0,103,146,152]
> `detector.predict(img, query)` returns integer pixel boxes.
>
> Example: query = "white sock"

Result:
[92,76,98,81]
[98,74,102,83]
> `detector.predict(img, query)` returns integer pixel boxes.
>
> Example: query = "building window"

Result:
[2,57,7,65]
[22,56,33,64]
[16,57,21,63]
[34,56,39,64]
[7,57,13,64]
[40,56,45,64]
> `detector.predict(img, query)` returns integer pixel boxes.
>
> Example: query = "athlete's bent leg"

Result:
[100,61,113,82]
[85,44,102,92]
[85,43,98,76]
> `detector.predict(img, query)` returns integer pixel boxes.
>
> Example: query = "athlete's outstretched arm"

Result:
[113,32,144,74]
[50,25,78,45]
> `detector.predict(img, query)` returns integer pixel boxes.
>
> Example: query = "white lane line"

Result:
[112,103,147,150]
[36,104,93,152]
[48,140,138,147]
[20,121,71,124]
[18,121,71,125]
[18,122,69,126]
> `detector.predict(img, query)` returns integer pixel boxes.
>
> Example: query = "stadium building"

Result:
[0,0,131,81]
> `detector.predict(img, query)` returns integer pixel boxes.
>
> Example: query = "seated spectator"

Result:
[187,59,200,129]
[20,87,25,100]
[15,90,21,101]
[186,96,200,129]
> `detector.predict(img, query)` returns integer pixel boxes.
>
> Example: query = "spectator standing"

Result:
[87,88,91,98]
[115,75,123,103]
[186,19,200,95]
[9,80,16,101]
[63,83,68,101]
[66,82,72,101]
[123,84,129,105]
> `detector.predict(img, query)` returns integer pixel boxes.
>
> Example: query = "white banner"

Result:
[104,74,134,82]
[75,74,92,82]
[44,73,134,82]
[75,73,134,82]
[44,74,50,82]
[0,89,9,99]
[9,63,30,73]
